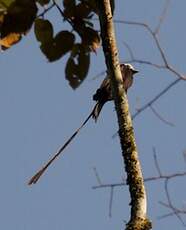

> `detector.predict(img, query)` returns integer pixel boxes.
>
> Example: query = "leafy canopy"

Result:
[0,0,115,88]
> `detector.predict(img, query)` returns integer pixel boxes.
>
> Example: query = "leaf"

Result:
[0,0,15,9]
[65,44,90,89]
[34,18,53,43]
[0,32,21,49]
[63,0,75,8]
[65,58,77,89]
[36,0,50,6]
[63,0,76,19]
[54,31,75,54]
[77,44,90,80]
[0,0,37,49]
[81,27,100,52]
[40,42,54,61]
[0,14,4,25]
[0,0,13,28]
[74,3,91,19]
[82,0,98,14]
[40,31,75,62]
[1,0,38,36]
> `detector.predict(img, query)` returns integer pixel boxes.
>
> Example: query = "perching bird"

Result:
[28,63,138,185]
[92,63,138,121]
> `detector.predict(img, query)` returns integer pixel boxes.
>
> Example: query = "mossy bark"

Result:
[96,1,151,229]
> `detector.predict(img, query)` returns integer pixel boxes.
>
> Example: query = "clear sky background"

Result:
[0,0,186,229]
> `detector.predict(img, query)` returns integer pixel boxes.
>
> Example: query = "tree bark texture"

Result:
[96,1,151,229]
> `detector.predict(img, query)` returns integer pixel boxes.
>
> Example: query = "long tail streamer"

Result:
[28,107,96,185]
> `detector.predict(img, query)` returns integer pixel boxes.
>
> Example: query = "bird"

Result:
[92,63,138,121]
[28,63,138,185]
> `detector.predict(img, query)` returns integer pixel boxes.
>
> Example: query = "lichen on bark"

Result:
[96,1,151,229]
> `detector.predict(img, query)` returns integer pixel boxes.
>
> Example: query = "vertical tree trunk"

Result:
[96,1,151,229]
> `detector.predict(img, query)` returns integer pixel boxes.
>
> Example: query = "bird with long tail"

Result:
[28,63,138,185]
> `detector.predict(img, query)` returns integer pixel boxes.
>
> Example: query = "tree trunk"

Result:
[96,1,151,229]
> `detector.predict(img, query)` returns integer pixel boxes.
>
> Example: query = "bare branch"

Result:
[114,19,169,67]
[89,70,106,81]
[37,3,55,18]
[158,201,186,222]
[153,147,163,176]
[109,186,114,218]
[183,150,186,166]
[96,1,150,228]
[92,172,186,189]
[92,153,186,226]
[93,167,102,185]
[52,0,73,26]
[132,78,181,120]
[112,77,181,139]
[154,0,171,35]
[126,59,166,69]
[150,105,174,127]
[162,179,186,225]
[122,41,135,60]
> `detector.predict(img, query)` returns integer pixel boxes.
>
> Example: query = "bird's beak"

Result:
[132,70,139,74]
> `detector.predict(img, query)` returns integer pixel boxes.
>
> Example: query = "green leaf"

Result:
[0,0,15,10]
[34,18,53,43]
[65,44,90,89]
[40,31,75,62]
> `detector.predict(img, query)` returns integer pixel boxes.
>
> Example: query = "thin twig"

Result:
[183,150,186,167]
[125,59,166,69]
[153,147,162,176]
[150,105,174,127]
[93,167,102,185]
[52,0,73,25]
[114,19,186,80]
[114,20,168,66]
[162,179,185,225]
[132,78,181,120]
[37,3,55,18]
[92,171,186,189]
[122,41,135,60]
[89,70,106,81]
[109,186,114,218]
[158,201,186,220]
[154,0,171,35]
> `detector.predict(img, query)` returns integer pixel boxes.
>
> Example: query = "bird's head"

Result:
[120,63,138,91]
[120,63,139,75]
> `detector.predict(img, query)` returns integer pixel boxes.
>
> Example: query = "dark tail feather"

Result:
[92,101,105,122]
[28,102,105,185]
[28,111,93,185]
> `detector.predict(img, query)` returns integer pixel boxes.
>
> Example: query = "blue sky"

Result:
[0,0,186,229]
